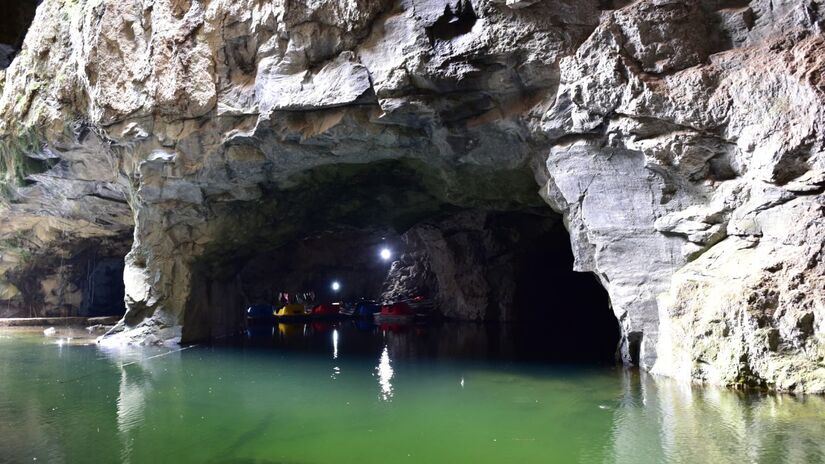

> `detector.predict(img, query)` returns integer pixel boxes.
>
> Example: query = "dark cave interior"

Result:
[0,0,38,69]
[183,160,620,363]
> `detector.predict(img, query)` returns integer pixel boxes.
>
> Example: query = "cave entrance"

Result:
[186,160,619,364]
[0,0,38,69]
[80,257,126,317]
[6,239,129,319]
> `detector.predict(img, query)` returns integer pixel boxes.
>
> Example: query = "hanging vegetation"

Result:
[0,127,54,200]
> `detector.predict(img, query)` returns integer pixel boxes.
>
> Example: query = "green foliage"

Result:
[0,231,34,263]
[0,127,54,200]
[0,127,42,180]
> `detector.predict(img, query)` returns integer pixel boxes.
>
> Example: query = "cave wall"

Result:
[0,236,130,318]
[0,0,822,392]
[538,1,825,389]
[381,210,593,323]
[0,125,133,318]
[382,210,523,321]
[238,232,397,304]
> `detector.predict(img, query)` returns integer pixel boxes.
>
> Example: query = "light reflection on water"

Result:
[376,346,394,402]
[0,325,824,464]
[332,328,339,360]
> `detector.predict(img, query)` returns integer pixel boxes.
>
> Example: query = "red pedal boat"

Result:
[374,302,415,324]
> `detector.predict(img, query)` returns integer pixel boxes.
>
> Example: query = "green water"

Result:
[1,324,824,464]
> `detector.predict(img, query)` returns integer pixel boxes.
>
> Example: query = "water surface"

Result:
[1,323,823,464]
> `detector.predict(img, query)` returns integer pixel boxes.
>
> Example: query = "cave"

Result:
[426,0,478,44]
[5,239,129,319]
[182,160,619,364]
[2,0,825,461]
[80,257,126,317]
[0,0,38,69]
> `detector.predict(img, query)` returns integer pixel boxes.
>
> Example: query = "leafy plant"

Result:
[0,127,55,200]
[0,231,34,263]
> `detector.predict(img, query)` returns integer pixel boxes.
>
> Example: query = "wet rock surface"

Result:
[381,210,610,323]
[0,0,822,392]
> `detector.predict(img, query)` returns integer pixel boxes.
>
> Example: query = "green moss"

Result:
[0,127,56,200]
[0,232,34,263]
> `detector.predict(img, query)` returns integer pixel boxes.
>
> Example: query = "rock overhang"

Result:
[0,0,821,392]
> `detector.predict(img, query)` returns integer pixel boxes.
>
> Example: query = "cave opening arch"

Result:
[180,159,620,364]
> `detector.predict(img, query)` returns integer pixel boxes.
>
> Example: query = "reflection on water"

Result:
[277,322,302,338]
[101,344,187,464]
[376,346,394,402]
[1,325,824,463]
[116,366,145,463]
[611,372,825,464]
[332,328,339,360]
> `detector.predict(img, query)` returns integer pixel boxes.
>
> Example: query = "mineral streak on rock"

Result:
[0,0,823,392]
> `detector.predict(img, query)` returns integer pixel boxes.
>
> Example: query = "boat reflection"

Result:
[378,323,409,334]
[277,322,305,339]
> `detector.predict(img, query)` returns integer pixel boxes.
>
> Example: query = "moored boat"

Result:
[374,302,415,323]
[353,301,380,318]
[275,303,309,321]
[310,303,344,320]
[337,301,356,317]
[246,304,276,325]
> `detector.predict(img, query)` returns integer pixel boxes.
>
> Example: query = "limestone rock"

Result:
[534,0,825,387]
[0,0,822,392]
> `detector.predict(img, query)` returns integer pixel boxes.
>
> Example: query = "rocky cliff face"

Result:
[379,210,611,324]
[0,0,822,392]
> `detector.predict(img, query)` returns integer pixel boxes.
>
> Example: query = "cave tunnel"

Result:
[7,238,129,319]
[80,256,126,317]
[0,0,38,69]
[184,159,620,364]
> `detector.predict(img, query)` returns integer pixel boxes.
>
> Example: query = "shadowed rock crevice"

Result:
[81,257,127,317]
[599,0,634,11]
[384,209,619,362]
[2,236,130,318]
[0,0,38,69]
[426,0,478,44]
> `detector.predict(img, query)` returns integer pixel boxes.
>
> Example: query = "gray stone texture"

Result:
[0,0,822,392]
